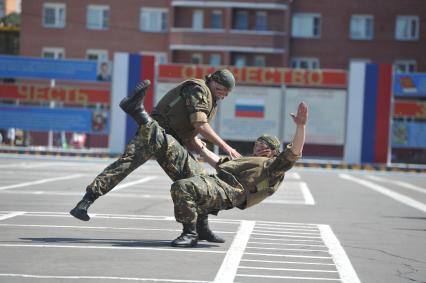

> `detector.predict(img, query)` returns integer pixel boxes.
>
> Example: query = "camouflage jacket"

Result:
[216,144,301,209]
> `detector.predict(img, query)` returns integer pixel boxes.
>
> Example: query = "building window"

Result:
[350,15,373,40]
[211,10,223,29]
[42,47,64,59]
[191,53,202,64]
[394,60,416,73]
[209,54,221,66]
[395,16,419,41]
[255,11,267,31]
[253,55,266,67]
[42,3,65,28]
[140,8,168,32]
[87,5,109,30]
[86,49,109,62]
[234,55,246,67]
[192,10,203,30]
[235,11,249,30]
[292,13,321,38]
[291,57,319,69]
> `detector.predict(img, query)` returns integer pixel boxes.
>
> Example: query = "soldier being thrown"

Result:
[70,69,241,244]
[101,83,307,248]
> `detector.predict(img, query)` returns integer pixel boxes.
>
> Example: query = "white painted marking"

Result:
[237,274,340,280]
[253,229,319,236]
[0,223,234,235]
[213,220,255,283]
[246,246,328,253]
[239,265,338,273]
[241,259,335,266]
[111,176,157,192]
[288,172,301,179]
[340,174,426,213]
[251,236,323,243]
[0,174,84,190]
[253,226,318,232]
[0,211,25,221]
[248,241,326,248]
[251,232,321,239]
[366,175,426,194]
[319,225,361,283]
[244,252,331,259]
[0,244,225,254]
[0,274,210,282]
[301,182,315,205]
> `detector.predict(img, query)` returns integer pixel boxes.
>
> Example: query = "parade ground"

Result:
[0,155,425,283]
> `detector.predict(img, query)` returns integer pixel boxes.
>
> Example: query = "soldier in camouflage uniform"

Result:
[169,102,307,247]
[70,69,239,243]
[93,87,307,247]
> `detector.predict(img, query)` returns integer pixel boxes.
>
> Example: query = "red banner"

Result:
[0,83,110,105]
[394,100,426,118]
[159,65,347,88]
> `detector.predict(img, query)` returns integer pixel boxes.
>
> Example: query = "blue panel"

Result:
[393,73,426,97]
[0,106,92,132]
[0,55,97,81]
[361,64,378,163]
[125,54,141,144]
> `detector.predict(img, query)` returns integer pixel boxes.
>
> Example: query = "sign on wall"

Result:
[393,73,426,97]
[283,88,347,145]
[0,83,110,105]
[392,121,426,148]
[159,65,347,88]
[0,55,98,81]
[0,106,109,134]
[218,86,282,141]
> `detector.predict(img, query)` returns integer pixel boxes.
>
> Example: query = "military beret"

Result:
[211,69,235,90]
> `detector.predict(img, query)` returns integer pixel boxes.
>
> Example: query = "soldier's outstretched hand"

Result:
[290,102,308,126]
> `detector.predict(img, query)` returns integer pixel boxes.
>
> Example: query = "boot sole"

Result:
[119,80,151,113]
[170,241,198,248]
[69,208,90,221]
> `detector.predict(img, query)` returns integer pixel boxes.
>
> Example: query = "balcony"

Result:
[170,28,287,53]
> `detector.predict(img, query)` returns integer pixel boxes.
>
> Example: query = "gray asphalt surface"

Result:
[0,154,425,283]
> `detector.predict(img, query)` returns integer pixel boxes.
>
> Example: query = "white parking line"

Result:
[301,182,315,205]
[213,220,255,283]
[237,274,340,281]
[0,243,225,254]
[319,225,361,283]
[241,259,335,266]
[0,211,26,221]
[0,273,211,282]
[0,174,84,190]
[366,175,426,194]
[340,174,426,213]
[239,265,338,273]
[111,176,158,192]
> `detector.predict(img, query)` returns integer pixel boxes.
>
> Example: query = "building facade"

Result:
[19,0,426,72]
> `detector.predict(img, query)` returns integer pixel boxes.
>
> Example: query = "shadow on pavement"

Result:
[18,237,220,248]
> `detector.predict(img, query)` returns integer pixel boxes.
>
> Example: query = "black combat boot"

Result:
[119,80,152,125]
[197,214,225,243]
[69,190,98,221]
[119,80,151,114]
[171,223,198,248]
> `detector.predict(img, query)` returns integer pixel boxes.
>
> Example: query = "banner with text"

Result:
[159,65,347,88]
[0,83,110,105]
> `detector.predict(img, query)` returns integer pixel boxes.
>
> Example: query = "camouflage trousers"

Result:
[86,121,208,196]
[170,175,235,224]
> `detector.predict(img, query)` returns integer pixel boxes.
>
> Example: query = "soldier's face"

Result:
[253,141,275,157]
[210,81,230,100]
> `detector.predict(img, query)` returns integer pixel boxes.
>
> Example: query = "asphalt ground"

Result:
[0,154,425,283]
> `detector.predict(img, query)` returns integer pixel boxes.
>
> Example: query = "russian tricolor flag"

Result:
[235,98,265,118]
